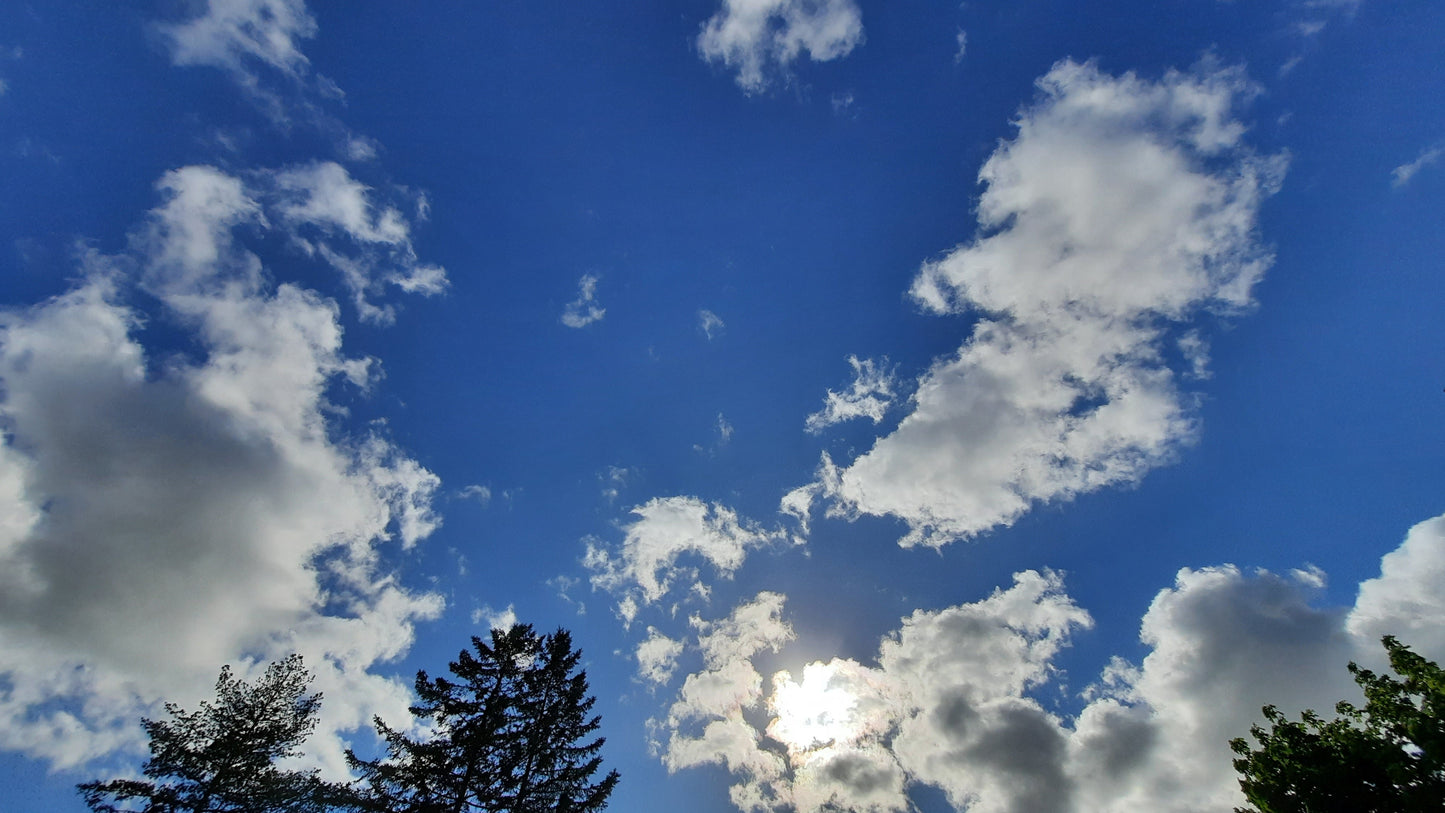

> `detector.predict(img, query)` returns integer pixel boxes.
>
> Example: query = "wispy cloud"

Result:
[458,484,492,507]
[698,0,864,94]
[272,161,448,324]
[471,603,518,632]
[1391,143,1444,188]
[698,308,725,340]
[805,355,896,434]
[160,0,316,81]
[561,273,606,328]
[584,497,788,625]
[789,60,1285,547]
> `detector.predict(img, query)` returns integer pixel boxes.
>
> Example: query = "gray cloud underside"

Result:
[650,514,1445,812]
[0,164,443,774]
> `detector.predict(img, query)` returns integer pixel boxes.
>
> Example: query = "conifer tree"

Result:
[78,654,340,813]
[348,624,619,813]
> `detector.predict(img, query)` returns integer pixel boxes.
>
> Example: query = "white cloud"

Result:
[160,0,316,81]
[561,273,606,328]
[136,163,446,327]
[660,592,793,808]
[1348,514,1445,656]
[655,517,1445,812]
[471,603,518,632]
[584,497,785,624]
[459,483,492,507]
[1391,143,1443,188]
[805,355,896,433]
[637,626,685,686]
[699,308,725,340]
[954,29,968,64]
[792,60,1285,547]
[272,161,448,324]
[698,0,864,94]
[156,1,369,139]
[654,572,1091,813]
[599,465,631,502]
[0,165,444,775]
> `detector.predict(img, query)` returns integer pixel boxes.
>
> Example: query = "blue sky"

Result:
[1,1,1443,811]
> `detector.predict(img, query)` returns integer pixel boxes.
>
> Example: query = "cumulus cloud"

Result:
[561,273,606,328]
[654,572,1091,813]
[584,497,787,625]
[660,592,794,809]
[790,59,1286,547]
[1348,514,1445,656]
[698,0,864,93]
[0,165,444,774]
[804,355,896,433]
[1391,143,1444,188]
[654,516,1445,812]
[636,626,685,686]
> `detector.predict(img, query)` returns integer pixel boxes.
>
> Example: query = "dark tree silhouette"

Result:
[1231,636,1445,812]
[348,624,619,813]
[78,654,341,812]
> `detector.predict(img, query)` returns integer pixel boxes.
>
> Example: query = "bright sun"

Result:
[766,661,861,757]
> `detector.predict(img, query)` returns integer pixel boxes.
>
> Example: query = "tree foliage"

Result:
[78,654,340,813]
[347,624,619,813]
[1231,635,1445,812]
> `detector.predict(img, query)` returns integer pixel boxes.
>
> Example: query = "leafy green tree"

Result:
[347,624,619,813]
[78,654,342,812]
[1231,636,1445,812]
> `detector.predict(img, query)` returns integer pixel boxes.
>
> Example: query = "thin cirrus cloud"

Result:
[646,515,1445,812]
[1391,142,1443,188]
[787,59,1287,548]
[698,0,864,93]
[0,164,444,774]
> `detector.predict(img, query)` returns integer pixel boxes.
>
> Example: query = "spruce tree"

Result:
[348,624,619,813]
[78,654,340,813]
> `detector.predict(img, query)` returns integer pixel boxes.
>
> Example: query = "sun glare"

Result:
[766,661,861,757]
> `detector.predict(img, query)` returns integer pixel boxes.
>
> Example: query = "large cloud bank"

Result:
[646,513,1445,812]
[0,163,444,773]
[790,60,1288,547]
